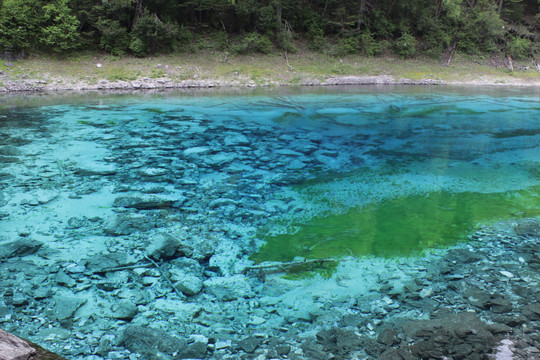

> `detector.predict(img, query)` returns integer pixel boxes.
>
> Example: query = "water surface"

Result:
[2,86,540,264]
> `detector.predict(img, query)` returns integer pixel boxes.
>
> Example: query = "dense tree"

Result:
[0,0,538,61]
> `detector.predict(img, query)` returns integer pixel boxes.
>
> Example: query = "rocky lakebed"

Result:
[0,88,539,360]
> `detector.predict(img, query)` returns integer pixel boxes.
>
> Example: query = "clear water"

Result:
[2,87,540,356]
[2,87,540,265]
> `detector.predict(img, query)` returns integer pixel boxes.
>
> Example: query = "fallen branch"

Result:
[242,258,338,274]
[531,57,540,73]
[144,255,185,299]
[93,262,153,274]
[444,42,457,67]
[507,54,514,72]
[284,52,296,72]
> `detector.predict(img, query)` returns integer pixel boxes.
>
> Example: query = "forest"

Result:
[0,0,539,63]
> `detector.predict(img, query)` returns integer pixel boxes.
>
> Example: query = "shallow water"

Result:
[1,86,540,357]
[2,87,540,260]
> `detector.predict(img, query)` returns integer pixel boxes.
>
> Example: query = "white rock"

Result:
[420,287,434,298]
[248,316,267,326]
[499,270,515,278]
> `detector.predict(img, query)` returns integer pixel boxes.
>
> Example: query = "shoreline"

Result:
[3,74,540,93]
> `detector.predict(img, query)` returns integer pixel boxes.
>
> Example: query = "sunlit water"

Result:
[2,87,540,266]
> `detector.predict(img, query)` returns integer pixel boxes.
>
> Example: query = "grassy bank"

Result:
[2,50,540,88]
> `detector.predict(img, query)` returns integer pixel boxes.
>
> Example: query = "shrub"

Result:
[97,19,129,56]
[277,30,297,53]
[130,11,179,56]
[232,33,273,54]
[360,32,386,56]
[393,33,417,58]
[507,36,532,60]
[337,36,360,55]
[0,0,41,53]
[40,0,80,52]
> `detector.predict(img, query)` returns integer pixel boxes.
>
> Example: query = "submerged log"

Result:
[242,258,338,274]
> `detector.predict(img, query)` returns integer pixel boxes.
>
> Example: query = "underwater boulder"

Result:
[147,233,190,261]
[0,238,43,260]
[203,274,253,301]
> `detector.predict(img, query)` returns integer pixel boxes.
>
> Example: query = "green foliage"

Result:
[458,1,504,54]
[393,33,417,58]
[277,30,297,53]
[0,0,41,52]
[41,0,80,52]
[336,36,360,55]
[360,32,387,56]
[0,0,538,60]
[97,20,129,56]
[507,36,532,60]
[232,33,273,54]
[129,11,179,56]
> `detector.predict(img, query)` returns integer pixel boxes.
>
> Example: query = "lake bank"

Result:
[2,52,540,92]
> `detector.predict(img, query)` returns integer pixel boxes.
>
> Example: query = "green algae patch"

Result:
[251,187,540,263]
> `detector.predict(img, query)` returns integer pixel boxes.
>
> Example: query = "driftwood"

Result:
[507,54,514,72]
[242,258,338,274]
[144,255,185,299]
[284,52,296,72]
[93,257,184,298]
[532,57,540,73]
[444,42,457,67]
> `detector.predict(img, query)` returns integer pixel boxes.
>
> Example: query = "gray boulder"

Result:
[169,257,204,296]
[110,300,138,320]
[147,233,188,261]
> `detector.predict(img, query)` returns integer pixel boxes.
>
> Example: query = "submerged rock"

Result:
[403,311,495,359]
[203,275,253,301]
[110,300,138,320]
[103,213,157,235]
[113,195,176,210]
[147,233,188,261]
[118,325,206,359]
[54,295,87,321]
[0,238,43,260]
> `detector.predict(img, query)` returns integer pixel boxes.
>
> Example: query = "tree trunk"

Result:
[357,0,366,29]
[445,41,458,67]
[507,54,514,71]
[322,0,329,19]
[498,0,503,15]
[276,0,282,26]
[436,0,443,19]
[132,0,144,28]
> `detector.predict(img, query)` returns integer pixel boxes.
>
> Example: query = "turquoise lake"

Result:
[1,87,540,262]
[1,86,540,358]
